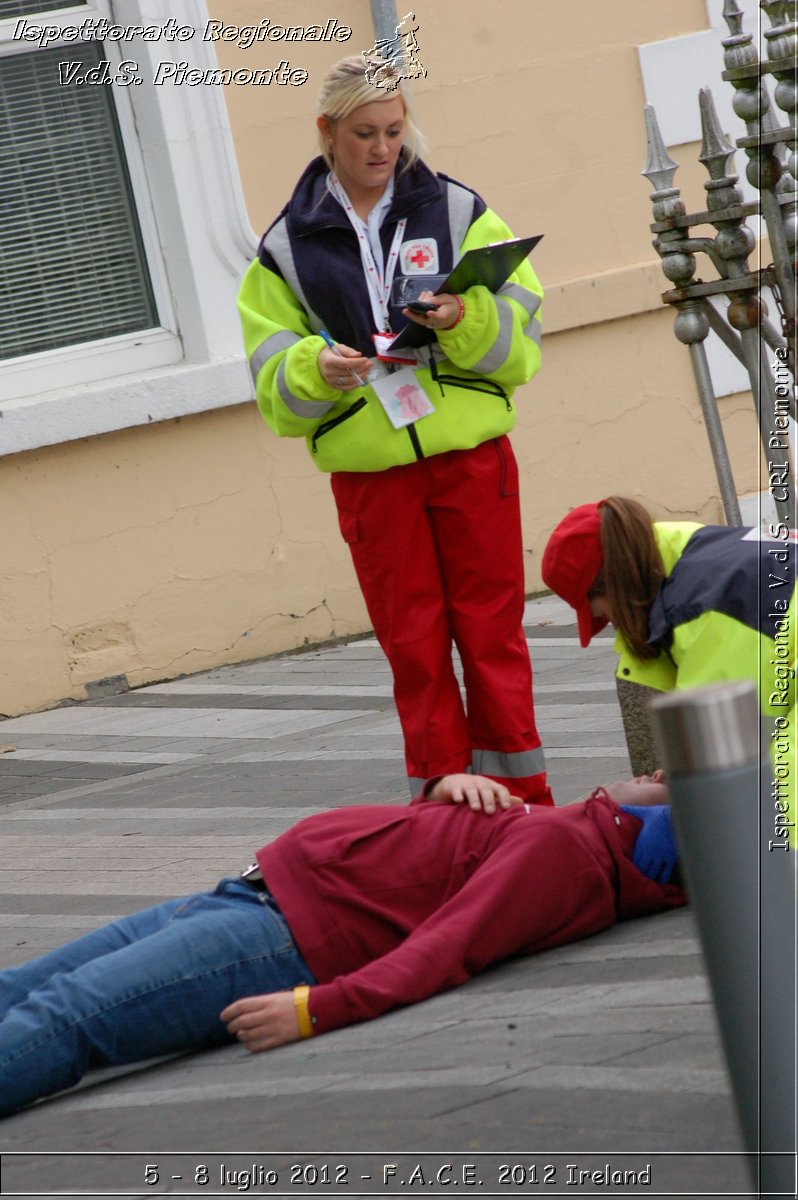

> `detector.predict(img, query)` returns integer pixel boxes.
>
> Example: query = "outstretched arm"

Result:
[222,816,619,1050]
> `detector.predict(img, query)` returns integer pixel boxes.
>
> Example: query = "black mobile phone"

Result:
[406,300,438,314]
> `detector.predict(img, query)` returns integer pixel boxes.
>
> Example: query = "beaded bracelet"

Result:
[442,294,465,330]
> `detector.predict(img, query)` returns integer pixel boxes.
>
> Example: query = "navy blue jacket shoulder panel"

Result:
[647,526,796,650]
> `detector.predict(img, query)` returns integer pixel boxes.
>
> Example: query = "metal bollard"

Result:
[651,681,797,1198]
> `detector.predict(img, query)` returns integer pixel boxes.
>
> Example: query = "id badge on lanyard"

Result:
[370,366,435,430]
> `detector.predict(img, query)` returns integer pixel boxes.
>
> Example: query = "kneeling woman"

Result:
[541,495,797,721]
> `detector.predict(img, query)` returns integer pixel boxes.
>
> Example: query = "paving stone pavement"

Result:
[0,597,752,1199]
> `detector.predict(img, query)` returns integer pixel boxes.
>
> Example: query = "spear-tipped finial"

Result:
[723,0,759,66]
[698,88,736,178]
[723,0,745,36]
[642,104,679,192]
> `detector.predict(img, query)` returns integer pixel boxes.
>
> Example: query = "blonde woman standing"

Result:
[238,56,550,803]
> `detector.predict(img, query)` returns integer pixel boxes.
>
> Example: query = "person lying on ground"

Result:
[0,772,683,1117]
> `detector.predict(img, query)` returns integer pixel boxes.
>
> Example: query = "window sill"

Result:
[0,355,253,457]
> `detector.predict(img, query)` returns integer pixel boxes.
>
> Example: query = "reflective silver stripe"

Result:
[470,297,514,375]
[276,359,335,419]
[263,218,325,333]
[249,330,302,382]
[500,282,542,347]
[262,218,334,418]
[471,747,547,779]
[500,283,540,322]
[527,314,543,347]
[446,181,476,255]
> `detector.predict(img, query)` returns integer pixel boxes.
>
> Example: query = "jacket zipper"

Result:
[406,423,424,460]
[311,396,367,454]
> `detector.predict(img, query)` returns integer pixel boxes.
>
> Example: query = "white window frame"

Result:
[0,0,257,456]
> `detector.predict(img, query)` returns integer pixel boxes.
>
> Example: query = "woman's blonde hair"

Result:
[316,55,426,170]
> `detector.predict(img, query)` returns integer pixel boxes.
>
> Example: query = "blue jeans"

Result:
[0,878,315,1116]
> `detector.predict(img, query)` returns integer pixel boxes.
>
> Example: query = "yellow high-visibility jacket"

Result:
[237,154,543,473]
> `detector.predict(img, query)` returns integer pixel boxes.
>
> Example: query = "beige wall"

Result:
[1,0,766,717]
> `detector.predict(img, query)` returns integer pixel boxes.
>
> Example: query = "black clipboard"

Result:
[387,234,543,351]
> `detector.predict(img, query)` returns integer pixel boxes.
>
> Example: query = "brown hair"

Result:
[596,496,665,660]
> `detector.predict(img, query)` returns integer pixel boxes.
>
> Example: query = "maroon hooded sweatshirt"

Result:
[255,791,686,1035]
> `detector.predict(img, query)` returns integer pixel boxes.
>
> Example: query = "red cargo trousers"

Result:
[331,436,552,804]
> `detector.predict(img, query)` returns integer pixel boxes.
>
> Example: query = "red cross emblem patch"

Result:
[400,239,439,274]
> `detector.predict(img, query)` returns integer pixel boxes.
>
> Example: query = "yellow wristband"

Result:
[293,985,314,1039]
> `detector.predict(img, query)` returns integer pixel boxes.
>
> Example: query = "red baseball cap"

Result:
[541,502,608,647]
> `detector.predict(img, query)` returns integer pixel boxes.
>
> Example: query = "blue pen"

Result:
[319,329,367,388]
